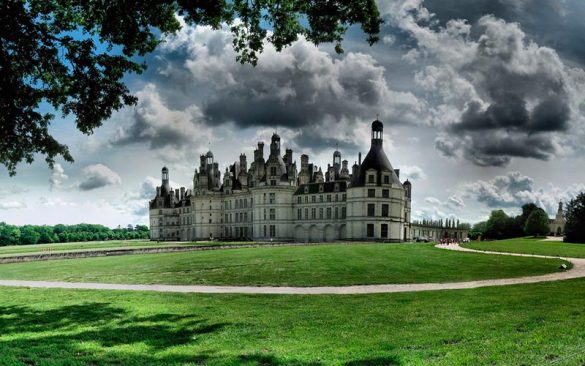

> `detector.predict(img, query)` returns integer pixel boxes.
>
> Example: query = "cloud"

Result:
[110,83,212,162]
[148,19,425,152]
[463,171,585,215]
[381,0,585,166]
[76,164,122,191]
[0,186,29,198]
[49,163,68,191]
[400,165,427,180]
[0,201,27,210]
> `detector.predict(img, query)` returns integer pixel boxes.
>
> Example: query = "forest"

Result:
[0,223,149,246]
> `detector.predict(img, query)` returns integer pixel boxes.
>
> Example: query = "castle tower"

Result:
[333,149,341,176]
[161,167,171,196]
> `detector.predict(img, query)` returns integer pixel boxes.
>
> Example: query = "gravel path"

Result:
[0,244,582,295]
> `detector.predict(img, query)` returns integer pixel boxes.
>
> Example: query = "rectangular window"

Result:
[298,208,302,220]
[297,196,302,204]
[319,195,323,202]
[368,189,376,198]
[319,208,323,219]
[334,207,339,219]
[305,196,308,203]
[270,208,275,220]
[342,207,346,219]
[382,204,389,217]
[263,193,266,203]
[312,196,316,203]
[269,193,275,203]
[335,194,339,202]
[311,208,316,219]
[382,189,389,198]
[384,175,390,184]
[263,225,267,237]
[270,167,277,176]
[381,224,388,238]
[270,225,276,237]
[368,175,375,184]
[367,203,375,217]
[327,195,332,202]
[367,224,375,238]
[305,208,309,220]
[327,207,332,219]
[271,180,276,186]
[263,209,266,220]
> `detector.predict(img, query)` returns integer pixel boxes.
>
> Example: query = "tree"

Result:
[485,210,510,239]
[1,1,381,175]
[524,208,550,237]
[469,221,486,240]
[565,192,585,243]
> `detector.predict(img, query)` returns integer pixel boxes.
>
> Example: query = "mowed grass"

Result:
[463,237,585,258]
[0,243,567,286]
[2,280,585,365]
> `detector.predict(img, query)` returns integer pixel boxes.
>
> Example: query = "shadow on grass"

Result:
[0,303,402,365]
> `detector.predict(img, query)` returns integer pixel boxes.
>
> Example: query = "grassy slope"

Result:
[0,244,566,286]
[1,280,585,365]
[463,237,585,258]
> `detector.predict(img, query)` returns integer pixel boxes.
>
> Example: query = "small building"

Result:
[549,202,565,236]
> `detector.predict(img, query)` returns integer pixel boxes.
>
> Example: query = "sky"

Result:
[2,0,585,227]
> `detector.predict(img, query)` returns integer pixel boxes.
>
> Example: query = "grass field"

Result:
[463,237,585,258]
[0,243,566,286]
[1,279,585,365]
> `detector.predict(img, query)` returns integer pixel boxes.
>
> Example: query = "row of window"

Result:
[297,193,346,204]
[225,212,250,224]
[367,189,390,198]
[302,183,342,194]
[367,223,389,238]
[297,207,347,220]
[367,174,392,185]
[367,203,391,217]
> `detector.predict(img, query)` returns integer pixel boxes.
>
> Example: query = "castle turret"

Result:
[352,120,401,186]
[161,167,171,196]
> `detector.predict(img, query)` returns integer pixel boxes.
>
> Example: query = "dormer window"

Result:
[384,175,390,184]
[334,183,339,192]
[368,174,375,184]
[319,184,324,193]
[304,186,309,194]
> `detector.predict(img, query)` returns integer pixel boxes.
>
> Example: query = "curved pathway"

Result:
[0,244,583,294]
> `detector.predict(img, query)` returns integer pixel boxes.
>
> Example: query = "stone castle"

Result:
[149,120,469,242]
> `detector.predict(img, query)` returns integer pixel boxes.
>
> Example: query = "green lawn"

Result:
[462,237,585,258]
[1,279,585,365]
[0,243,566,286]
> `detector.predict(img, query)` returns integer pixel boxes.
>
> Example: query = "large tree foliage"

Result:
[565,192,585,243]
[524,208,549,237]
[0,0,381,175]
[0,222,150,246]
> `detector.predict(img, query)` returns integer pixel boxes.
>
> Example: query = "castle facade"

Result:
[149,120,414,242]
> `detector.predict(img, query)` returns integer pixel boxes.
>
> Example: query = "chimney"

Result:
[394,169,400,179]
[358,152,362,165]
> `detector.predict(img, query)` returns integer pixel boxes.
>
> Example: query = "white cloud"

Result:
[76,164,122,191]
[400,165,427,180]
[49,163,68,191]
[463,171,585,215]
[0,201,27,210]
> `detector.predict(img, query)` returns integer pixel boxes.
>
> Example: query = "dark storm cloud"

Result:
[385,1,581,167]
[424,0,585,66]
[135,22,424,153]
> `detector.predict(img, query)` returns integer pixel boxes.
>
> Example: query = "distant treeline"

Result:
[0,223,150,246]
